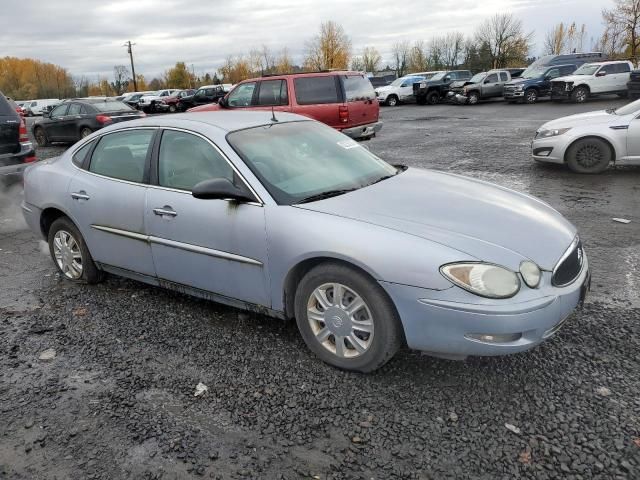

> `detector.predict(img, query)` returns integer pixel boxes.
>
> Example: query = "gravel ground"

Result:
[1,98,639,479]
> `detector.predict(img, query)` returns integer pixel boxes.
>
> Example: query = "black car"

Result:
[177,85,226,111]
[32,99,145,146]
[0,93,36,185]
[413,70,473,105]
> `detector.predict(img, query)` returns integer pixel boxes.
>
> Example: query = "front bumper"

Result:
[341,121,383,140]
[381,262,589,357]
[531,136,570,164]
[504,89,524,99]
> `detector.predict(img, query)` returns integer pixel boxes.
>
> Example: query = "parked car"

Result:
[137,89,180,113]
[532,98,640,173]
[504,64,577,104]
[375,72,442,106]
[191,71,382,140]
[0,92,36,184]
[157,89,196,113]
[413,70,473,105]
[627,70,640,100]
[550,61,633,103]
[121,92,154,110]
[32,99,145,146]
[177,85,227,111]
[23,99,59,116]
[21,111,589,372]
[447,70,513,105]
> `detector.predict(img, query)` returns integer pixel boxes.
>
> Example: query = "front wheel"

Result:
[48,217,104,283]
[386,95,398,106]
[168,104,177,113]
[294,263,403,373]
[467,91,480,105]
[571,86,589,103]
[566,138,612,174]
[524,89,538,104]
[426,91,440,105]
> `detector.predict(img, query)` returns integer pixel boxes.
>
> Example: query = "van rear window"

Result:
[342,75,375,102]
[294,76,339,105]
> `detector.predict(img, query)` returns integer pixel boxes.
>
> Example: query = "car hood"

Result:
[541,110,619,129]
[375,86,394,94]
[451,80,472,88]
[505,78,535,86]
[553,74,592,83]
[296,168,576,271]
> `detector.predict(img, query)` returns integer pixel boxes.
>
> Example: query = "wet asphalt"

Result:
[1,97,639,479]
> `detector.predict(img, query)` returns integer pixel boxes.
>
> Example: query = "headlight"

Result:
[515,85,524,91]
[420,82,426,88]
[537,127,571,138]
[519,261,541,288]
[440,263,521,299]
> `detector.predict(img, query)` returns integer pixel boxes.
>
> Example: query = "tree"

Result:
[148,78,164,90]
[544,23,567,54]
[392,41,410,77]
[407,41,429,73]
[304,21,351,70]
[111,65,130,95]
[475,13,532,68]
[603,0,640,62]
[164,62,195,89]
[275,47,294,74]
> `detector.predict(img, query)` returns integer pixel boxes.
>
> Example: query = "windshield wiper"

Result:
[295,188,359,204]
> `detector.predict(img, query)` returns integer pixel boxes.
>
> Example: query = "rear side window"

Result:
[93,101,131,112]
[616,63,631,73]
[72,141,94,167]
[342,75,375,102]
[499,72,509,82]
[257,80,288,106]
[601,64,617,75]
[294,76,340,105]
[89,129,154,183]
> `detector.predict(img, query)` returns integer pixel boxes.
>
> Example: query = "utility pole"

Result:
[124,41,138,91]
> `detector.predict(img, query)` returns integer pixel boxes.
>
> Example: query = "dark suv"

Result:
[177,85,227,111]
[191,71,382,140]
[414,70,473,105]
[0,93,36,184]
[504,64,577,104]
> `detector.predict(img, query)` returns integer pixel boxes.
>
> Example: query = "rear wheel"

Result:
[386,95,398,106]
[34,127,48,147]
[48,217,104,284]
[524,89,538,104]
[566,138,612,174]
[294,262,403,373]
[80,127,92,139]
[571,86,589,103]
[426,91,440,105]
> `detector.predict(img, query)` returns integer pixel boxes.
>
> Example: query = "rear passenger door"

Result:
[292,76,342,128]
[615,63,632,91]
[341,74,378,126]
[252,79,291,113]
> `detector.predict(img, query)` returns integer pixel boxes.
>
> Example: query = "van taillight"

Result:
[19,117,29,143]
[339,105,349,124]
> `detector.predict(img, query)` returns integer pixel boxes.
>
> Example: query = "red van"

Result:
[189,71,382,140]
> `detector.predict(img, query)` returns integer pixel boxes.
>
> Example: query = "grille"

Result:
[552,238,584,287]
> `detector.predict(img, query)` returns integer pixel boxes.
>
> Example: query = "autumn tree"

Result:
[475,13,532,68]
[603,0,640,62]
[164,62,195,89]
[544,23,567,54]
[275,47,294,74]
[111,65,130,94]
[407,41,429,73]
[0,57,75,100]
[304,21,351,70]
[392,41,410,77]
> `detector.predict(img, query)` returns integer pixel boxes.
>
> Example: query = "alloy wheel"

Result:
[35,128,47,146]
[53,230,83,280]
[525,90,537,104]
[307,283,374,358]
[575,143,602,168]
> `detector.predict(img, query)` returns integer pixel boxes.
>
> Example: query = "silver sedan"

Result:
[22,112,590,372]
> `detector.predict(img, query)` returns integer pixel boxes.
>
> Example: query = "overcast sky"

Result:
[2,0,610,80]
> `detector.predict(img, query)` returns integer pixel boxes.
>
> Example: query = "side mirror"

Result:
[192,178,256,202]
[596,71,607,77]
[42,111,51,118]
[218,96,228,107]
[444,76,451,82]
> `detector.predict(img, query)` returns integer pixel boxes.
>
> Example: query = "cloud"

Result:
[1,0,609,79]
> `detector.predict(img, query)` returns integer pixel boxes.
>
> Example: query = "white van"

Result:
[24,99,59,116]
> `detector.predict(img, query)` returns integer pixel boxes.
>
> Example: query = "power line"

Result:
[124,41,138,91]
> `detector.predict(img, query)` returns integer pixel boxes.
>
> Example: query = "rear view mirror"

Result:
[192,178,256,203]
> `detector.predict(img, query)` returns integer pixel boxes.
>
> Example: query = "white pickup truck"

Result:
[137,89,180,112]
[550,61,634,103]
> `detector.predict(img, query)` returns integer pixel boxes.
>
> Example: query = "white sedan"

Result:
[532,99,640,173]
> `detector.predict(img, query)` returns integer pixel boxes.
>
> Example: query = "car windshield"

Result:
[574,64,600,75]
[91,101,134,112]
[227,121,399,205]
[429,72,446,81]
[521,67,546,79]
[609,98,640,115]
[469,73,486,83]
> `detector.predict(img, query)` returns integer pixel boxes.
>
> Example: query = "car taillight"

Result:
[24,156,37,163]
[339,105,349,124]
[19,117,29,143]
[96,115,112,124]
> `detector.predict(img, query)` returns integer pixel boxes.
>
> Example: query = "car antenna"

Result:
[270,106,278,123]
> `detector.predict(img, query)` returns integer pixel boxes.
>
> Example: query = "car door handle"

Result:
[153,207,177,217]
[71,191,90,200]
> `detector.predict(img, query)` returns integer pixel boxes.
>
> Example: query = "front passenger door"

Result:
[483,73,501,97]
[145,129,269,306]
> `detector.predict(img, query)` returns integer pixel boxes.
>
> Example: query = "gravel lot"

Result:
[1,98,639,479]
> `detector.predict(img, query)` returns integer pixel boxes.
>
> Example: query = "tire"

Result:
[467,91,480,105]
[80,127,92,139]
[34,127,49,147]
[168,104,177,113]
[386,95,398,107]
[294,262,403,373]
[524,88,538,104]
[48,217,104,284]
[426,91,440,105]
[566,138,612,174]
[571,86,589,103]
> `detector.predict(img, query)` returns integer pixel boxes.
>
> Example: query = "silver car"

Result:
[22,112,590,372]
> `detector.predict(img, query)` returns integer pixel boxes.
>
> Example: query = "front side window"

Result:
[67,103,82,115]
[469,73,486,83]
[158,130,234,191]
[574,64,599,75]
[50,104,68,117]
[486,73,499,83]
[227,82,257,107]
[343,75,375,101]
[546,68,561,79]
[257,80,288,106]
[227,121,397,205]
[294,76,339,105]
[89,129,154,183]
